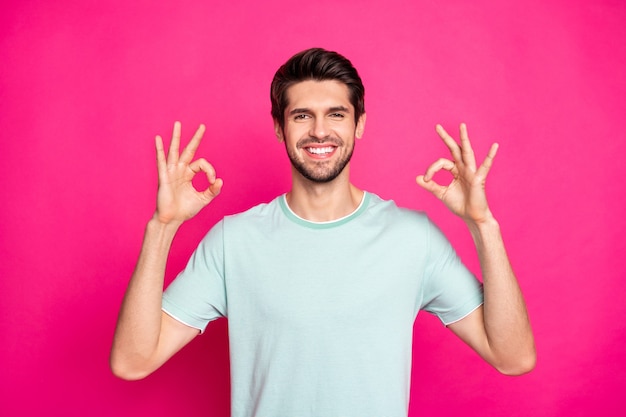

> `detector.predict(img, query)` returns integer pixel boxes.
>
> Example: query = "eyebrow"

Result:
[288,105,351,116]
[328,106,350,113]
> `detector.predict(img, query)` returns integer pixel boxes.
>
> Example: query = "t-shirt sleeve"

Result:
[162,220,227,333]
[420,218,484,325]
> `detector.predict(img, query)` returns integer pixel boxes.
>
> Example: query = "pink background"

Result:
[1,0,624,416]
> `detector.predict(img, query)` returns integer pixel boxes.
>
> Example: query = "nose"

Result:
[310,117,329,139]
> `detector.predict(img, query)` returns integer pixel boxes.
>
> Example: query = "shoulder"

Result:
[220,196,284,236]
[225,196,282,222]
[365,192,430,226]
[197,198,282,243]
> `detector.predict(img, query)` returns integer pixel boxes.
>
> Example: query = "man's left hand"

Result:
[416,123,499,225]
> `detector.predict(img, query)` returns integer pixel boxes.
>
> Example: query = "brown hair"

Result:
[270,48,365,129]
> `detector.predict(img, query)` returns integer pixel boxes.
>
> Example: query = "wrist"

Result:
[148,214,183,233]
[466,215,502,246]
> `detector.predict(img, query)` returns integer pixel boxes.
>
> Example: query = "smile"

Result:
[306,146,336,155]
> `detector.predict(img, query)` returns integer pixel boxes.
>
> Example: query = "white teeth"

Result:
[307,147,334,155]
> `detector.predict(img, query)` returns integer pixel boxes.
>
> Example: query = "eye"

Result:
[294,114,310,121]
[329,113,345,119]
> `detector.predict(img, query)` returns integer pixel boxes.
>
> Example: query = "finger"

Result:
[416,175,447,199]
[476,142,499,179]
[435,124,462,163]
[423,157,456,181]
[167,121,182,165]
[459,123,477,170]
[155,135,167,176]
[207,177,224,198]
[189,158,223,199]
[189,158,217,184]
[180,124,206,165]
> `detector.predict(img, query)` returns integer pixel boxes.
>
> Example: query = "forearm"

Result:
[467,217,536,374]
[110,216,182,378]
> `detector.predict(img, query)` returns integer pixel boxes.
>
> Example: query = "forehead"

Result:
[285,80,353,112]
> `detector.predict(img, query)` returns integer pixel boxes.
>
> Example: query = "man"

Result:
[111,48,535,416]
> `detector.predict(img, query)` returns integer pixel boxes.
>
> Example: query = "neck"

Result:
[286,167,363,222]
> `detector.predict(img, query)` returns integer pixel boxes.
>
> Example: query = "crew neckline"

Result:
[279,192,370,229]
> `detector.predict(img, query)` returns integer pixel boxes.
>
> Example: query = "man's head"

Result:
[270,48,365,130]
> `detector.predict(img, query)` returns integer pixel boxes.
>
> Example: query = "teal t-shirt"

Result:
[162,192,483,417]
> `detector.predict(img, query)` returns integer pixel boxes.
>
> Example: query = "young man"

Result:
[111,48,535,416]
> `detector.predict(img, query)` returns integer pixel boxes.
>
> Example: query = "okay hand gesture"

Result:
[416,123,498,225]
[154,121,223,225]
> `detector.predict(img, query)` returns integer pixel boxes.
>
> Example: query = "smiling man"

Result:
[111,48,535,417]
[280,79,363,185]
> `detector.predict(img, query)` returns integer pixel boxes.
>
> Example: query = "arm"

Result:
[110,122,223,380]
[416,123,535,375]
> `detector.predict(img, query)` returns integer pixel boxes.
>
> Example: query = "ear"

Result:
[355,113,367,139]
[274,120,284,142]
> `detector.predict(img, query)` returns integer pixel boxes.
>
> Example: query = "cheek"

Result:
[284,124,308,142]
[339,126,358,139]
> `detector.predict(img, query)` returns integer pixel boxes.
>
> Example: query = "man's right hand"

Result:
[154,121,223,225]
[110,121,220,380]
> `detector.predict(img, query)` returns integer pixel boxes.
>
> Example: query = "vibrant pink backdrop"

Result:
[1,1,624,416]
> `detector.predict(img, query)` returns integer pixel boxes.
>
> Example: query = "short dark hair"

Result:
[270,48,365,129]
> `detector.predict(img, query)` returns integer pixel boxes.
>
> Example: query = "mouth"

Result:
[305,146,336,156]
[299,137,341,159]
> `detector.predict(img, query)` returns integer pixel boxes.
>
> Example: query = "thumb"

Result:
[205,178,224,199]
[416,175,437,193]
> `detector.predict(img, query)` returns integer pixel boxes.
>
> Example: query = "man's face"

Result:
[275,80,366,183]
